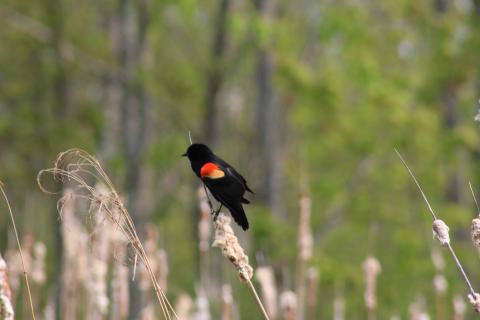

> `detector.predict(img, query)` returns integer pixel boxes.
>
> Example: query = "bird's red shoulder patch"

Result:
[200,162,225,179]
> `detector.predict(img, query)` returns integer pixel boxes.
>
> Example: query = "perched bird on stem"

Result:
[183,143,253,230]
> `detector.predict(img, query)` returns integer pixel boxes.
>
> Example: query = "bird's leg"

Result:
[213,204,223,221]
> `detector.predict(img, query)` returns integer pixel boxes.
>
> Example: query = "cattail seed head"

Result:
[255,266,278,319]
[363,256,381,311]
[471,218,480,249]
[453,294,466,319]
[0,254,14,320]
[433,274,448,294]
[468,292,480,312]
[212,214,253,282]
[432,219,450,246]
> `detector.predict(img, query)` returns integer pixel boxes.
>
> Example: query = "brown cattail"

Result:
[409,297,429,320]
[453,294,466,320]
[471,218,480,249]
[198,187,212,253]
[298,194,313,262]
[111,245,129,320]
[255,266,278,319]
[431,247,445,272]
[221,284,233,320]
[193,288,210,320]
[280,291,297,320]
[212,214,253,282]
[0,253,14,320]
[363,256,381,316]
[31,242,46,285]
[333,293,345,320]
[432,219,450,246]
[175,293,193,320]
[468,292,480,312]
[433,274,448,295]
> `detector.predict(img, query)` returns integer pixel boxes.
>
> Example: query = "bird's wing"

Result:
[216,158,254,193]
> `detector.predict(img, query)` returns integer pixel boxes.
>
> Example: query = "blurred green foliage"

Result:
[1,0,480,318]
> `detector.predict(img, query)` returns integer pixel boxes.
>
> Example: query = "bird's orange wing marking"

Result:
[200,162,225,179]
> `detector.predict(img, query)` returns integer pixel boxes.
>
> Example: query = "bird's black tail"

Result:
[228,202,249,231]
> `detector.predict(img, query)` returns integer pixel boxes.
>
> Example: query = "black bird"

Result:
[183,143,253,230]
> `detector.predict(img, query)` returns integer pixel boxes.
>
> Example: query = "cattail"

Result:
[363,256,381,318]
[298,194,313,262]
[198,187,212,253]
[453,294,466,320]
[175,293,193,320]
[333,293,345,320]
[471,218,480,249]
[409,297,430,320]
[468,292,480,312]
[221,284,233,320]
[60,189,89,319]
[212,213,269,319]
[433,274,447,320]
[296,194,312,320]
[430,247,445,272]
[198,187,212,295]
[192,288,210,320]
[255,266,278,319]
[4,250,21,300]
[212,214,253,282]
[141,303,156,320]
[0,253,14,320]
[31,242,46,285]
[280,291,297,320]
[111,244,129,320]
[432,220,450,246]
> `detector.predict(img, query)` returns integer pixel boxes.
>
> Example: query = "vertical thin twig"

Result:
[468,182,480,215]
[394,149,437,220]
[0,183,36,320]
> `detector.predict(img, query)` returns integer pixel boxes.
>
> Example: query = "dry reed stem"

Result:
[37,149,177,319]
[395,150,480,312]
[0,182,36,320]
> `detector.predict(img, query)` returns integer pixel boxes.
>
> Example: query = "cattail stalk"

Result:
[221,284,233,320]
[296,194,313,320]
[305,268,318,320]
[396,150,480,312]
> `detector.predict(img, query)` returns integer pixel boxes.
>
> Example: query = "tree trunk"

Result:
[254,0,284,219]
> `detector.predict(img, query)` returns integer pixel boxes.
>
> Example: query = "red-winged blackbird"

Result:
[183,143,253,230]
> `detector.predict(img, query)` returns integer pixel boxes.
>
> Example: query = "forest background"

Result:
[1,0,480,319]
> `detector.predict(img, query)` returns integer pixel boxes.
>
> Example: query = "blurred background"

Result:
[1,0,480,319]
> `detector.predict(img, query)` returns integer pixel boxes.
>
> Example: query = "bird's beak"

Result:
[181,153,187,157]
